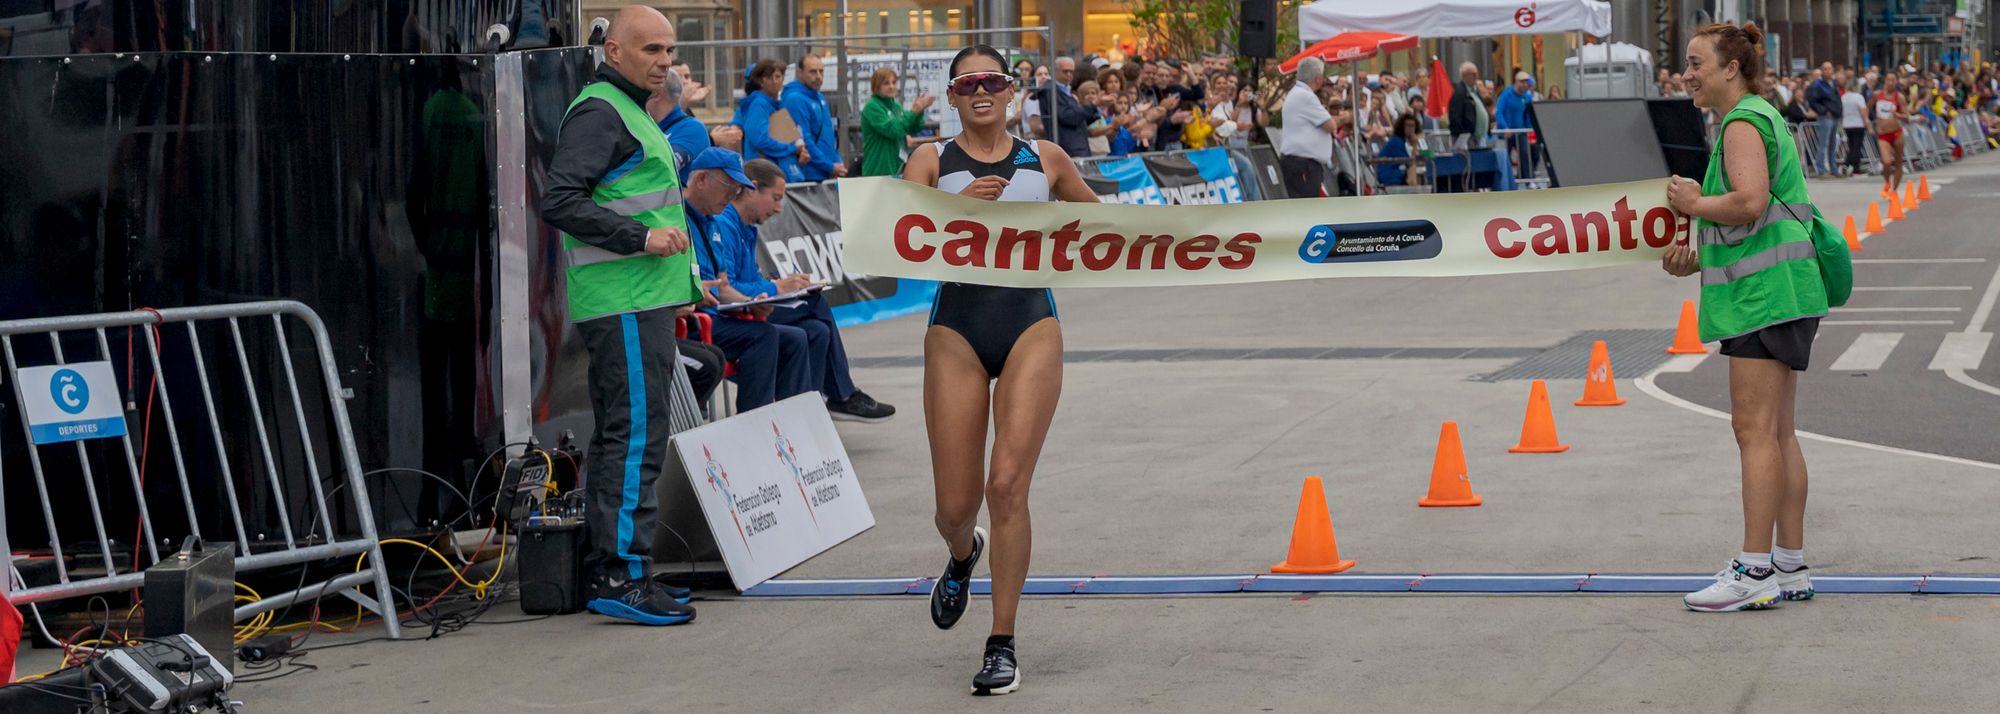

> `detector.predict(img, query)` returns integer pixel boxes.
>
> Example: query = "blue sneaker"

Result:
[930,526,985,630]
[588,578,695,626]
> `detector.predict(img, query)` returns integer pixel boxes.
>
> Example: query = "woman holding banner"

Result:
[901,43,1099,696]
[1662,22,1829,613]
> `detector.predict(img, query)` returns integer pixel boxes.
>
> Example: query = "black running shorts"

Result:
[1719,317,1821,371]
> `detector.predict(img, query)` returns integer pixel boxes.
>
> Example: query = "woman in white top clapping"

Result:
[1839,79,1868,177]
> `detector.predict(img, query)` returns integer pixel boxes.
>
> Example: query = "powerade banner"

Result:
[838,177,1690,288]
[1144,148,1245,205]
[1091,156,1169,205]
[755,182,936,327]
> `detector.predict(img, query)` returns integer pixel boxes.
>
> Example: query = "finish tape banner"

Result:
[757,181,936,327]
[839,177,1687,288]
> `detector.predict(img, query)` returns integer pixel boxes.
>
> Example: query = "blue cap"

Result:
[686,147,756,189]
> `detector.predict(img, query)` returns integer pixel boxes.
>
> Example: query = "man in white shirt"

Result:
[1279,56,1339,198]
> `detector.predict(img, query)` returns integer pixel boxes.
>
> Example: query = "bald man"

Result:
[539,5,699,626]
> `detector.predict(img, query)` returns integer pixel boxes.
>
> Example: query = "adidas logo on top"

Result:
[1012,147,1037,165]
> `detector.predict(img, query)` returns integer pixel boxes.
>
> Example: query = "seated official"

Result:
[715,159,896,422]
[680,148,812,412]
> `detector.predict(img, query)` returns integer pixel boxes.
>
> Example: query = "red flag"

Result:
[0,591,20,682]
[1426,56,1452,119]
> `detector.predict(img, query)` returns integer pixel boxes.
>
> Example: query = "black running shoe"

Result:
[827,390,896,423]
[972,637,1020,696]
[929,526,985,630]
[649,574,694,604]
[587,576,695,626]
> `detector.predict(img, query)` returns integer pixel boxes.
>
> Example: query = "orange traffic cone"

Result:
[1888,191,1906,220]
[1575,340,1627,406]
[1905,180,1921,209]
[1666,300,1707,355]
[1865,201,1886,233]
[1271,476,1356,573]
[1419,422,1482,507]
[1842,214,1863,252]
[1918,175,1933,201]
[1508,380,1571,453]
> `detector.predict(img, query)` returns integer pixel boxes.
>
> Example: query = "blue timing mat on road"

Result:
[738,573,2000,597]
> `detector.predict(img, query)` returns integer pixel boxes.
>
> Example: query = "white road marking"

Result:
[1930,332,1994,371]
[1943,258,2000,396]
[1655,353,1710,374]
[1632,371,2000,472]
[1636,249,2000,468]
[1968,257,2000,331]
[1829,333,1904,371]
[1946,369,2000,397]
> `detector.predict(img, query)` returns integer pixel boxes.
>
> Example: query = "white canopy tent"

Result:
[1301,0,1618,116]
[1301,0,1612,41]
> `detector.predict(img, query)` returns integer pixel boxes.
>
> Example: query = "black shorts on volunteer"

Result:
[1719,317,1821,371]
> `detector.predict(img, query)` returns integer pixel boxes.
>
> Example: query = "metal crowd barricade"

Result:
[1794,122,1844,177]
[1490,128,1548,189]
[1,301,401,639]
[1910,122,1945,169]
[1857,129,1886,174]
[1953,114,1981,154]
[1787,123,1821,177]
[1958,113,1991,154]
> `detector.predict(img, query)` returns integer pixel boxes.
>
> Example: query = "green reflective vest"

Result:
[561,82,700,322]
[1695,94,1829,342]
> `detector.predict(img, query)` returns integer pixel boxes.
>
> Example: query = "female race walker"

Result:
[900,43,1098,695]
[1873,72,1910,200]
[1663,22,1830,613]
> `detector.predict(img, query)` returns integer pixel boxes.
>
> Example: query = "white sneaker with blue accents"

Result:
[1683,560,1780,612]
[1776,565,1815,601]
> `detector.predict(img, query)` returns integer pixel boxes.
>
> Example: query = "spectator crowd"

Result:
[662,47,2000,201]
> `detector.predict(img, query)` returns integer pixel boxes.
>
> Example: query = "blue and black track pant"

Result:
[576,307,677,584]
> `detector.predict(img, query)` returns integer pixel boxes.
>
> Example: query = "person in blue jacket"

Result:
[647,67,711,172]
[682,148,811,412]
[733,59,808,181]
[714,158,895,422]
[782,54,845,181]
[1495,71,1538,176]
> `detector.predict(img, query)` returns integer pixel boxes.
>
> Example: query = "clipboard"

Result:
[714,284,830,313]
[767,108,801,144]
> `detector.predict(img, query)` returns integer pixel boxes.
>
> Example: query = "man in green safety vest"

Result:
[538,5,700,626]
